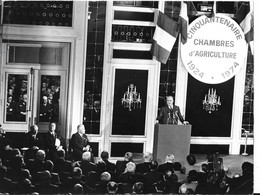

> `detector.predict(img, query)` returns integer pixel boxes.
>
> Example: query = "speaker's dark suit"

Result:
[157,105,184,124]
[70,132,89,161]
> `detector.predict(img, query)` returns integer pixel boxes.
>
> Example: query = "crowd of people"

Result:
[0,124,254,194]
[6,75,60,123]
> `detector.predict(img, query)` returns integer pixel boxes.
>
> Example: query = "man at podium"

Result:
[156,96,188,125]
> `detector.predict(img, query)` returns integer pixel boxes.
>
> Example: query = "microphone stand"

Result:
[242,129,249,156]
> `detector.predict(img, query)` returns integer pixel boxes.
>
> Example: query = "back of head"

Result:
[21,169,31,180]
[201,163,209,173]
[36,149,46,161]
[186,154,196,165]
[165,154,175,163]
[101,150,109,161]
[207,153,214,162]
[107,181,118,193]
[143,152,152,162]
[242,161,253,175]
[150,160,158,170]
[164,170,177,181]
[173,162,182,171]
[73,167,83,179]
[30,125,38,135]
[74,183,83,194]
[11,154,24,169]
[125,162,136,173]
[45,160,54,172]
[0,166,7,178]
[179,185,188,194]
[41,170,51,184]
[100,171,111,182]
[132,182,144,194]
[57,148,65,159]
[124,152,133,162]
[82,151,91,161]
[187,170,198,183]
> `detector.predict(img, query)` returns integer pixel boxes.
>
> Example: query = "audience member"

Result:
[16,93,27,121]
[115,152,133,178]
[39,96,53,122]
[73,183,84,194]
[100,150,116,173]
[132,182,144,194]
[95,172,112,193]
[79,151,97,176]
[118,162,143,185]
[34,170,60,194]
[228,161,253,194]
[60,167,86,194]
[161,170,181,193]
[143,160,163,193]
[135,152,153,174]
[107,181,118,194]
[157,154,175,173]
[173,162,187,184]
[179,169,199,192]
[53,148,73,175]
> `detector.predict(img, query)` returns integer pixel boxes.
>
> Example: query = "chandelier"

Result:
[202,88,221,114]
[122,84,142,111]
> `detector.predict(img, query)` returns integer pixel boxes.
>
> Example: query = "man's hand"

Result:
[183,121,189,125]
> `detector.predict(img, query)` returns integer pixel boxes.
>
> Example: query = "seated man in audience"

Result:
[60,167,87,194]
[143,160,164,193]
[132,182,144,194]
[107,181,118,194]
[34,170,60,194]
[29,149,47,183]
[79,151,97,177]
[136,152,153,174]
[70,124,91,161]
[118,162,143,185]
[173,162,187,184]
[228,161,253,194]
[161,170,181,194]
[95,172,112,193]
[53,148,73,174]
[157,154,175,173]
[115,152,133,178]
[100,150,116,173]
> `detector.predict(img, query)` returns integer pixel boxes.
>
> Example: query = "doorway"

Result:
[1,41,69,138]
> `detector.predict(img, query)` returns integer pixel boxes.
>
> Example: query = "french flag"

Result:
[234,2,254,55]
[150,11,179,64]
[178,1,188,44]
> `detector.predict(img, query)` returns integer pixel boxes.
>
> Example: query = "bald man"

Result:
[70,124,91,161]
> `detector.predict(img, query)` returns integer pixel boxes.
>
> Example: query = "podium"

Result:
[153,124,191,164]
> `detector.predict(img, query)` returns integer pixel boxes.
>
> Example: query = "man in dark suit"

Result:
[23,125,44,161]
[156,96,188,125]
[100,150,116,173]
[157,154,175,173]
[44,122,61,162]
[136,152,153,174]
[70,124,91,161]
